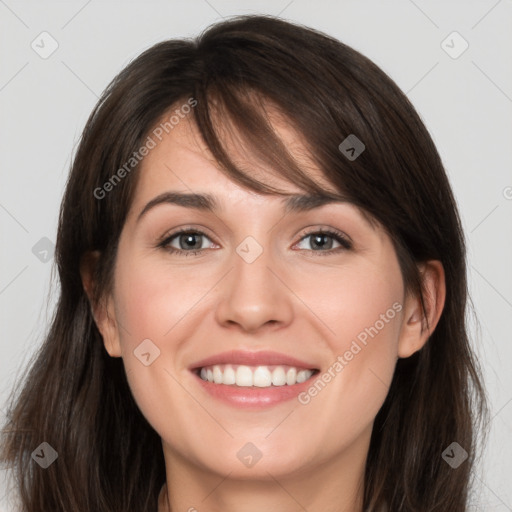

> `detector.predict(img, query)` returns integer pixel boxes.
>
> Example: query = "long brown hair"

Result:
[1,14,488,511]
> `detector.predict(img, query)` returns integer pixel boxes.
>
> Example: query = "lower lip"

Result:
[191,370,318,409]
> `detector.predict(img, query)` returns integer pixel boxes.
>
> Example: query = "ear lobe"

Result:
[397,260,446,359]
[79,251,122,358]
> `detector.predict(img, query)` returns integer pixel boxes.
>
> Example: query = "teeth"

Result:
[223,365,236,385]
[198,364,315,387]
[236,365,253,387]
[286,367,297,386]
[213,366,223,384]
[271,366,286,386]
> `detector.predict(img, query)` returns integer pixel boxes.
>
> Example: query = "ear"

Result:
[397,260,446,359]
[79,251,122,358]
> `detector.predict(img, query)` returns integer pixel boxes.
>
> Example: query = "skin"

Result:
[81,108,445,512]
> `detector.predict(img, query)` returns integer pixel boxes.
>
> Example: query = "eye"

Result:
[158,228,215,257]
[157,227,352,257]
[294,228,352,255]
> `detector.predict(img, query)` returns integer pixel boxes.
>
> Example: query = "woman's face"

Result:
[91,110,431,487]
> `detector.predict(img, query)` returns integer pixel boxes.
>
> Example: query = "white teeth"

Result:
[235,365,253,387]
[296,370,309,383]
[223,365,236,385]
[213,366,223,384]
[198,364,315,387]
[253,366,272,387]
[286,367,297,385]
[271,367,286,386]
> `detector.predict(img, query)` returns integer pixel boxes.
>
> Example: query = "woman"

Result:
[0,14,488,512]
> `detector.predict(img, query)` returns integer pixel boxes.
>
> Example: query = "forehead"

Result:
[131,108,339,213]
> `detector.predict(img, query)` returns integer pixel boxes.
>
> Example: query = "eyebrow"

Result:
[136,191,349,222]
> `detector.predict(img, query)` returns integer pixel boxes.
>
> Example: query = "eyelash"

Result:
[157,227,352,257]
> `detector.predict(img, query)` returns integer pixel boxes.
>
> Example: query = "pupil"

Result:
[182,233,200,250]
[313,234,331,250]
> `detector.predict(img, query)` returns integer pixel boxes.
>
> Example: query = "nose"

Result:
[215,239,294,334]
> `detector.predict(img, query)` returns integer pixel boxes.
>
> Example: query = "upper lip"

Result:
[189,350,319,371]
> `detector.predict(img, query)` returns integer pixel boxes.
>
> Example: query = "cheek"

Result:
[113,254,210,343]
[295,258,403,427]
[110,254,205,441]
[297,258,403,354]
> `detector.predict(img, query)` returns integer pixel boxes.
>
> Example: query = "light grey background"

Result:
[1,1,511,510]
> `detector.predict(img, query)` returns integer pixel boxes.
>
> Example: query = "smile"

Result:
[197,364,318,387]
